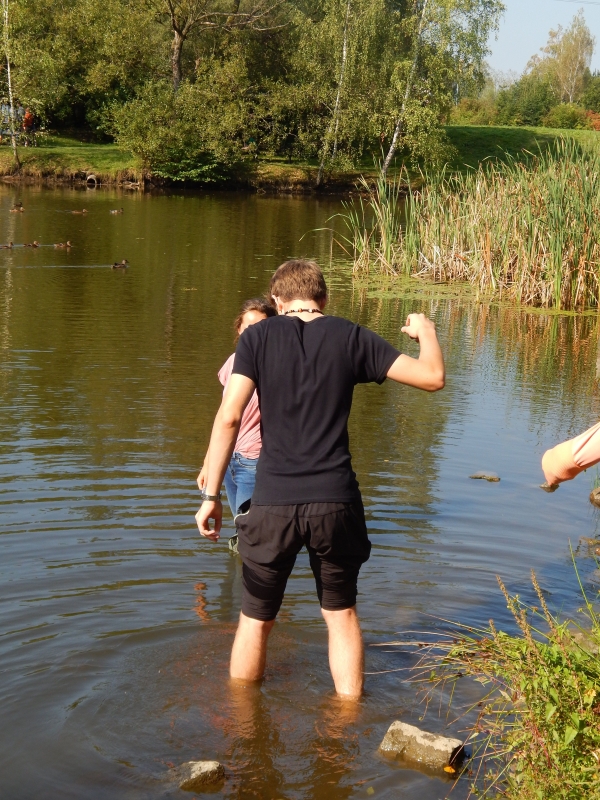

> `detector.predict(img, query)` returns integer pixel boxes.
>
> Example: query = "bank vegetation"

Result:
[341,138,600,310]
[406,569,600,799]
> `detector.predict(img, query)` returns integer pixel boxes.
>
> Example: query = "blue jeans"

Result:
[224,452,258,519]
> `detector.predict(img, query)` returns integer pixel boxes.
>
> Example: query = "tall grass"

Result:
[342,139,600,310]
[405,569,600,799]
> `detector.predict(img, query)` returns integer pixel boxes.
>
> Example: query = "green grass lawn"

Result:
[446,124,600,170]
[0,126,597,184]
[0,133,138,180]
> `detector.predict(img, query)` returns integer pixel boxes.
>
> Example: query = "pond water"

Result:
[1,185,600,800]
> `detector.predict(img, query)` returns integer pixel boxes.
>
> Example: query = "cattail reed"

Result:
[343,139,600,310]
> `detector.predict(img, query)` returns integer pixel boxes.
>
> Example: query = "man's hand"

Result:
[195,500,222,542]
[387,312,445,391]
[401,313,436,341]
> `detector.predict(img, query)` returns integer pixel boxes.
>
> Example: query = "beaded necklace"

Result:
[283,308,324,315]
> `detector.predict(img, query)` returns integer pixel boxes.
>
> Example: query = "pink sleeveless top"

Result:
[218,354,261,459]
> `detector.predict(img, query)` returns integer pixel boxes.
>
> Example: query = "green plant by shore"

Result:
[409,569,600,799]
[341,138,600,310]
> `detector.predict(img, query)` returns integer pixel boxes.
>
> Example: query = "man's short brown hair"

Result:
[270,259,328,303]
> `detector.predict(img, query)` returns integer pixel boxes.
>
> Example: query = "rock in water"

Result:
[379,721,464,770]
[170,761,224,791]
[469,472,500,482]
[590,488,600,508]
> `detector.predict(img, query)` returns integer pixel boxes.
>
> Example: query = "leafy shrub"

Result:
[416,571,600,800]
[543,103,591,130]
[107,79,245,183]
[496,75,556,126]
[586,111,600,131]
[448,98,497,126]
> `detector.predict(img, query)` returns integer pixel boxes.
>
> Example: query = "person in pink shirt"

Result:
[541,421,600,490]
[198,298,276,545]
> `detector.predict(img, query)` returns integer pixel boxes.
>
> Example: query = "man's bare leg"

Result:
[321,606,364,697]
[230,611,275,681]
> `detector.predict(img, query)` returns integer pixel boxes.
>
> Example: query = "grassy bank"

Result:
[0,126,597,189]
[0,135,141,183]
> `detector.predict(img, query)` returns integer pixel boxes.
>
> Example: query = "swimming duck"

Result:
[53,241,73,248]
[1,242,13,249]
[9,204,24,213]
[24,241,40,248]
[109,208,124,214]
[70,209,88,215]
[111,259,129,269]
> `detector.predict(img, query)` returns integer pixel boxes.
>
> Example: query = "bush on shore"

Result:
[411,570,600,800]
[107,80,246,183]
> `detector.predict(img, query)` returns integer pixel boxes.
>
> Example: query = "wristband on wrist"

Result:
[202,492,222,502]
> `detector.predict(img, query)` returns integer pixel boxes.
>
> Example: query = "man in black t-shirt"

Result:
[196,260,445,697]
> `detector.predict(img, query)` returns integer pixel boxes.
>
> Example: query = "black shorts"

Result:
[236,500,371,621]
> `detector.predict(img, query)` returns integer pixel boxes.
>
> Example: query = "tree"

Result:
[316,0,351,186]
[8,0,164,126]
[540,10,595,104]
[582,72,600,112]
[496,71,556,126]
[2,0,19,167]
[382,0,504,173]
[148,0,285,91]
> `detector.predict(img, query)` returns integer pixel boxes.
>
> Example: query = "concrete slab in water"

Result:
[379,721,464,770]
[169,760,225,791]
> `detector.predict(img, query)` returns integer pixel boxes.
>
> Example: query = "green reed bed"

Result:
[340,139,600,310]
[404,569,600,799]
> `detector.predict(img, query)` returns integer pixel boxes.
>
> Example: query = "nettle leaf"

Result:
[570,712,583,730]
[564,726,579,745]
[545,702,557,721]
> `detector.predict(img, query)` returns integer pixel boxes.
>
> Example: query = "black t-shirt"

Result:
[232,315,400,504]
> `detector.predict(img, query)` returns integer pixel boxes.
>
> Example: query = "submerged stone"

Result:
[379,721,464,770]
[170,760,224,791]
[469,472,500,482]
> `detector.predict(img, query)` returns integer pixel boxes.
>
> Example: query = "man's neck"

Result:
[280,299,324,322]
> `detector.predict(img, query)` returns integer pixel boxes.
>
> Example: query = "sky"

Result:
[486,0,600,77]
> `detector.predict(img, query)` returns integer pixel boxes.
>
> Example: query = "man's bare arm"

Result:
[195,374,256,541]
[386,313,445,391]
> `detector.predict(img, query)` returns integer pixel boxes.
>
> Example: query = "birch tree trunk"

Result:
[382,0,428,176]
[171,29,185,91]
[316,0,351,187]
[2,0,19,169]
